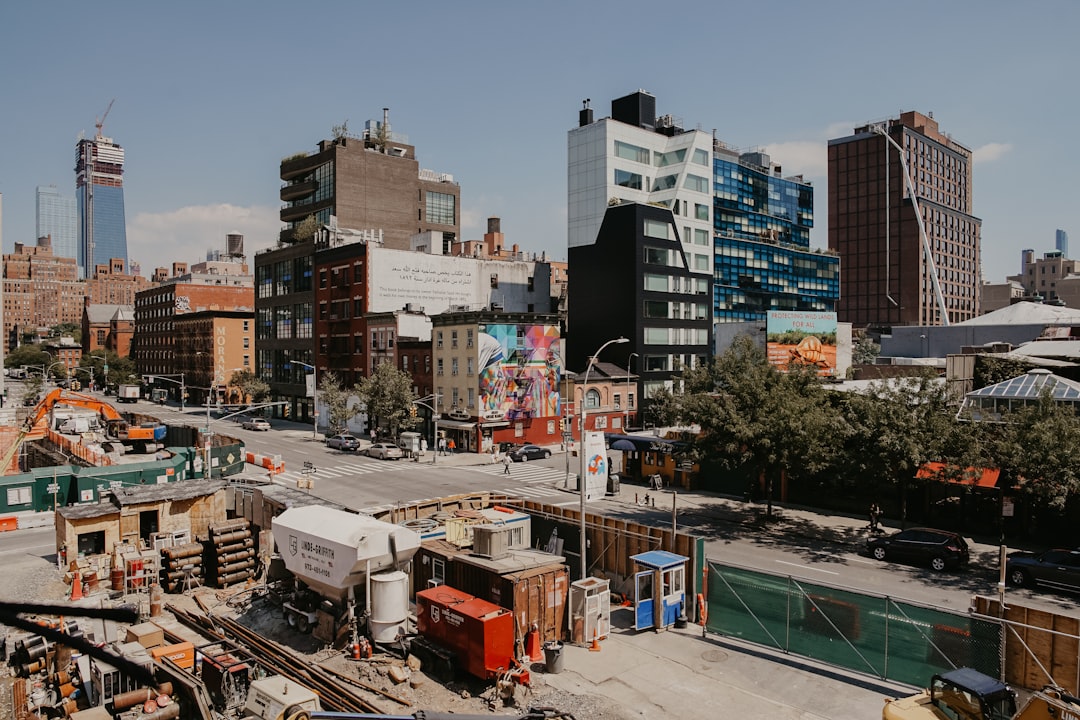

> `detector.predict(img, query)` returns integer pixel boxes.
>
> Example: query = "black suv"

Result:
[867,527,969,572]
[1006,548,1080,593]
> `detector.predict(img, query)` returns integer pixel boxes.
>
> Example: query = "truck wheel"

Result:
[297,615,310,633]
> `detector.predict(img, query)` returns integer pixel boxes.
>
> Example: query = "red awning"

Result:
[916,462,1000,488]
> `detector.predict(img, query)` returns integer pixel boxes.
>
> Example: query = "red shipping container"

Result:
[416,586,515,680]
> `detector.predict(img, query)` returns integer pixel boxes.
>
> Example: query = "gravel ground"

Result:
[0,553,634,720]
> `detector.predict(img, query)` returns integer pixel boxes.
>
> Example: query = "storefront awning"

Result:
[437,418,476,430]
[916,462,1000,488]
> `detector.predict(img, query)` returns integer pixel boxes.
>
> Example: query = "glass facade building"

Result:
[75,136,128,279]
[712,154,838,322]
[35,185,78,262]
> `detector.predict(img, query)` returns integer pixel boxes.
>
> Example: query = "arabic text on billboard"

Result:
[766,311,837,376]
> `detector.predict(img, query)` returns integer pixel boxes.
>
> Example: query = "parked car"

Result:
[1006,548,1080,593]
[367,442,404,460]
[866,527,969,572]
[325,434,360,451]
[508,444,552,462]
[241,418,271,431]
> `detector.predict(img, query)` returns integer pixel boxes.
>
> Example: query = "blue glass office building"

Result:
[712,151,838,322]
[36,185,78,262]
[76,136,128,278]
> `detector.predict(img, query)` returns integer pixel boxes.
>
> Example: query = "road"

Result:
[45,395,1080,618]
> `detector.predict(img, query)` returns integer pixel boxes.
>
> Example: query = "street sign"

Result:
[562,432,573,442]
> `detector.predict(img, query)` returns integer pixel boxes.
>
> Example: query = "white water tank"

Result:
[368,570,409,644]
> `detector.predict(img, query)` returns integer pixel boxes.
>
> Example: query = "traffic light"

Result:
[283,404,291,418]
[409,405,417,419]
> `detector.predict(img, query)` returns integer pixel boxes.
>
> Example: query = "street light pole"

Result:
[579,337,628,581]
[625,352,638,433]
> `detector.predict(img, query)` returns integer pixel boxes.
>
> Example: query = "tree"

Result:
[293,214,320,243]
[993,394,1080,511]
[678,336,844,517]
[317,372,353,434]
[355,362,418,437]
[4,344,53,371]
[23,374,45,405]
[852,335,880,365]
[50,323,81,343]
[229,369,270,405]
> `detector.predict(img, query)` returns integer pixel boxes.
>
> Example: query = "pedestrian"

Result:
[491,447,499,464]
[503,453,511,475]
[420,437,428,456]
[370,427,376,444]
[438,437,446,456]
[448,438,456,454]
[868,502,883,533]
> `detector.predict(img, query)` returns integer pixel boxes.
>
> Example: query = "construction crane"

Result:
[95,98,115,139]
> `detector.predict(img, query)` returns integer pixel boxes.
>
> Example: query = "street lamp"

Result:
[579,337,628,581]
[287,360,318,440]
[412,393,441,465]
[624,352,638,433]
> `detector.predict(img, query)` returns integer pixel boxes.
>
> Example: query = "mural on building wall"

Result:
[766,311,838,376]
[478,324,561,420]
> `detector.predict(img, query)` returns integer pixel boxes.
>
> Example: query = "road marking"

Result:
[774,560,839,575]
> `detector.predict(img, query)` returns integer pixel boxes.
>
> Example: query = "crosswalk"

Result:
[269,458,414,486]
[466,463,579,505]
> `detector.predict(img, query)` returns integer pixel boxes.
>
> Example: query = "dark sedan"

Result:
[1007,548,1080,593]
[866,527,969,572]
[508,444,552,462]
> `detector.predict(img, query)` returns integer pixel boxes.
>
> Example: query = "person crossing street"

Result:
[502,453,512,475]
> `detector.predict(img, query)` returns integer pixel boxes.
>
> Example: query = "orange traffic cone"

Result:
[69,576,83,601]
[525,629,542,662]
[589,629,601,652]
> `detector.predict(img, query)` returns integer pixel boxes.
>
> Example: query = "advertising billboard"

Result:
[582,430,608,501]
[766,311,838,376]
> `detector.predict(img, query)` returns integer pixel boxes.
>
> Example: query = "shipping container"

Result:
[414,541,568,644]
[415,586,514,681]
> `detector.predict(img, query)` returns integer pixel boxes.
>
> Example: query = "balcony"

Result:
[280,179,317,202]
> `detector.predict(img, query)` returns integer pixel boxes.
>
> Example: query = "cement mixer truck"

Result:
[270,506,420,645]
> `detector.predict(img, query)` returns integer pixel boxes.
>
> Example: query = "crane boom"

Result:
[95,98,115,139]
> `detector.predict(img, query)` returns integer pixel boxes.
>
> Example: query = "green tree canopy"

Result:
[355,362,418,437]
[229,369,270,404]
[317,372,353,434]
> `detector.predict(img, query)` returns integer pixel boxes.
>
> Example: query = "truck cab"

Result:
[884,668,1016,720]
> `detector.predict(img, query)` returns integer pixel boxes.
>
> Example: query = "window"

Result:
[684,174,709,193]
[467,388,475,408]
[425,355,431,373]
[695,204,709,221]
[692,148,710,165]
[614,394,622,410]
[615,140,650,164]
[490,274,499,288]
[436,331,443,349]
[644,247,668,265]
[595,416,608,429]
[644,327,669,344]
[585,389,600,409]
[467,358,474,375]
[243,320,249,332]
[451,358,459,375]
[615,169,643,190]
[527,276,535,291]
[426,191,456,225]
[243,355,250,367]
[652,175,677,191]
[451,330,458,349]
[402,356,409,372]
[694,228,710,246]
[467,329,474,348]
[654,149,686,167]
[644,219,670,239]
[629,393,635,408]
[644,274,669,292]
[643,300,668,318]
[437,359,444,375]
[694,254,710,271]
[243,337,250,349]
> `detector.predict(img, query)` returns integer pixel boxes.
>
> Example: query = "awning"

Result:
[916,462,1000,488]
[437,419,476,430]
[603,433,686,453]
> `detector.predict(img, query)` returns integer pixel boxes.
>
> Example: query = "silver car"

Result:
[241,418,271,431]
[367,442,404,460]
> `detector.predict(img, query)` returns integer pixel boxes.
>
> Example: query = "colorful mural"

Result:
[478,324,561,420]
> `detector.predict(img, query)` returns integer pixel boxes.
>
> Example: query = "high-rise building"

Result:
[828,111,981,328]
[1057,229,1069,258]
[36,186,78,263]
[278,110,460,249]
[76,131,128,279]
[568,90,836,398]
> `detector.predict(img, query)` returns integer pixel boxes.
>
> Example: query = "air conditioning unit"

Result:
[472,525,512,560]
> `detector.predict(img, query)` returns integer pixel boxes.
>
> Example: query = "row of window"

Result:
[643,273,709,295]
[643,327,709,346]
[435,357,476,376]
[614,141,709,168]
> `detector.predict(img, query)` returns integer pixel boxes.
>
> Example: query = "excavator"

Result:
[0,388,166,471]
[883,667,1080,720]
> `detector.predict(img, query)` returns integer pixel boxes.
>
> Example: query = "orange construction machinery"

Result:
[1,388,167,472]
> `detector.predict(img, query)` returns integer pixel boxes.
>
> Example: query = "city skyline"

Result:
[0,1,1076,284]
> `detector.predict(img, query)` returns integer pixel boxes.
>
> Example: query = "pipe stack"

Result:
[207,520,256,588]
[161,542,204,593]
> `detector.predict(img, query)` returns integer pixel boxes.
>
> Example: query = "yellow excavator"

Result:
[883,667,1080,720]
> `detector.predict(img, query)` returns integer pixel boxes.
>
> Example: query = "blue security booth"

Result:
[630,550,688,631]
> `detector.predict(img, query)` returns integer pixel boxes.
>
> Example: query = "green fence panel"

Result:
[706,561,1002,686]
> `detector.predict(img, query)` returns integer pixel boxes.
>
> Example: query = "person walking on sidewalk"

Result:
[502,453,512,475]
[448,438,456,454]
[868,502,883,534]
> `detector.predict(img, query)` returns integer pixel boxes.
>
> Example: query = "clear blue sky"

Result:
[1,1,1076,284]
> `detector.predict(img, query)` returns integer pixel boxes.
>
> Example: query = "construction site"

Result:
[0,387,696,720]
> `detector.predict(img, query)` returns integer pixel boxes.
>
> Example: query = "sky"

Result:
[1,1,1076,284]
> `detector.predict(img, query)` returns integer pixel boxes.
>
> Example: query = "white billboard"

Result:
[367,249,481,314]
[582,430,608,501]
